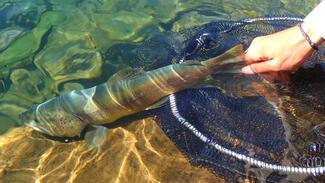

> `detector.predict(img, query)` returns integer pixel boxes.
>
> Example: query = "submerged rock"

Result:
[0,11,65,69]
[0,1,323,182]
[0,119,223,183]
[0,27,25,52]
[34,29,102,90]
[0,1,48,30]
[90,11,154,49]
[60,82,84,95]
[0,68,55,135]
[281,0,319,15]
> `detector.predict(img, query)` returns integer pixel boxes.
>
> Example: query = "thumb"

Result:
[241,65,255,74]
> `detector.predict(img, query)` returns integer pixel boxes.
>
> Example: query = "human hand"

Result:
[241,23,324,74]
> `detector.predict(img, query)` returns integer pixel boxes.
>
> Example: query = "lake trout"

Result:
[20,45,243,137]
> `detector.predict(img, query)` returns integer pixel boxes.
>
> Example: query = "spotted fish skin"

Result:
[20,45,243,137]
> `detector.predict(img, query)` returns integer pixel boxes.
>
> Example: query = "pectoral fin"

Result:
[145,96,169,110]
[84,125,110,152]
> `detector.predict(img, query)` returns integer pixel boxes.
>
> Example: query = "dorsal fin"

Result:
[108,67,145,83]
[182,60,204,66]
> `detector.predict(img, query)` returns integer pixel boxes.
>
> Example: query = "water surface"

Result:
[0,0,322,182]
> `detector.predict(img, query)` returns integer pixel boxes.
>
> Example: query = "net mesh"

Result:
[105,17,325,182]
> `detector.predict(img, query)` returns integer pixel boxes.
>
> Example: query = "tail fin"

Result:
[202,44,244,71]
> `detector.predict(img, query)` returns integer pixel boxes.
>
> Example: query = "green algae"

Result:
[172,11,220,32]
[0,11,66,69]
[0,27,25,52]
[90,11,154,49]
[34,28,102,89]
[60,82,84,95]
[281,0,320,15]
[0,0,48,28]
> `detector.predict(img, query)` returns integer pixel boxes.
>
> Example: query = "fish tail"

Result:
[202,44,244,71]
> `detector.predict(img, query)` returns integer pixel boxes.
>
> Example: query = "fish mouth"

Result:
[19,108,54,136]
[24,120,54,136]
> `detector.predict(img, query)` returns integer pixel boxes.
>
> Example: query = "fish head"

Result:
[20,104,86,138]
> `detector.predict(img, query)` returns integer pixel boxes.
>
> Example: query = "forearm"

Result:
[304,1,325,42]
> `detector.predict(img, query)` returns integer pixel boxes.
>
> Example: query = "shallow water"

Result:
[0,0,323,182]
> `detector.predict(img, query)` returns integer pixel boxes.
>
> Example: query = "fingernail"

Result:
[241,66,254,74]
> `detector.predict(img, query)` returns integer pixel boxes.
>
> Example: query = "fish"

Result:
[19,45,244,137]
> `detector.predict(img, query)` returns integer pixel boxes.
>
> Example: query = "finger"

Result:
[241,65,255,74]
[244,45,271,63]
[243,50,263,63]
[241,59,279,74]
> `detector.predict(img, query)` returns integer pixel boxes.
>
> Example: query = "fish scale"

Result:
[20,45,243,137]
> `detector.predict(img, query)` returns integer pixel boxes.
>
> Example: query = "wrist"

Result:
[301,22,324,46]
[304,1,325,40]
